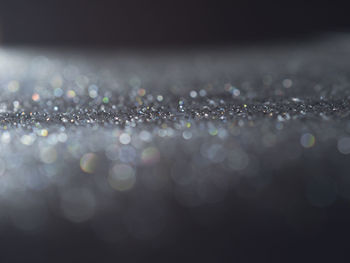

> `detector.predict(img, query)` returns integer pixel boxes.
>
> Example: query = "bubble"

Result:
[80,153,98,173]
[108,164,136,191]
[300,133,315,148]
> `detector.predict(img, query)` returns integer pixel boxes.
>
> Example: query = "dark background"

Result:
[0,1,350,262]
[0,0,348,47]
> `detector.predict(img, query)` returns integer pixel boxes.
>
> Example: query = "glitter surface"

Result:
[1,35,350,261]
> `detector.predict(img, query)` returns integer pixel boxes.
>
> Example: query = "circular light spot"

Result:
[80,153,98,173]
[20,134,36,146]
[300,133,315,148]
[60,188,96,222]
[32,93,40,102]
[199,89,207,97]
[182,131,192,140]
[39,129,48,137]
[190,90,197,98]
[282,78,293,88]
[337,137,350,154]
[0,158,6,176]
[7,80,20,92]
[108,164,136,191]
[138,88,146,97]
[67,90,76,98]
[141,147,160,165]
[57,132,68,142]
[40,147,57,164]
[227,149,249,170]
[119,133,131,145]
[1,132,11,144]
[54,88,63,97]
[88,84,98,99]
[50,74,63,88]
[139,130,152,142]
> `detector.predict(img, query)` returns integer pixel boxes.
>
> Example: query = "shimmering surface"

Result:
[1,35,350,261]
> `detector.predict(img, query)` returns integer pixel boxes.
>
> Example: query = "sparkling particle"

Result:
[0,39,348,238]
[300,133,316,148]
